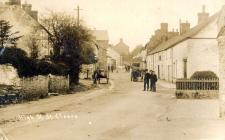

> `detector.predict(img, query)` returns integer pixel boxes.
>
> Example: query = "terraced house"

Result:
[146,5,225,83]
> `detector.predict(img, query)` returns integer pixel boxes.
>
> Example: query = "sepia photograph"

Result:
[0,0,225,139]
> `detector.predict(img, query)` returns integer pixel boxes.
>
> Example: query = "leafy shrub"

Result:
[36,61,69,76]
[0,47,37,77]
[190,71,218,79]
[0,47,68,77]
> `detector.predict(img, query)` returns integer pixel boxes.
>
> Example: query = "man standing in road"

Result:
[150,71,158,92]
[143,69,151,91]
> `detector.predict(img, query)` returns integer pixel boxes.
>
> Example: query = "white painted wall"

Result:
[146,17,219,82]
[107,47,121,68]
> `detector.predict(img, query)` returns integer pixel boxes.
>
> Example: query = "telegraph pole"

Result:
[74,5,82,26]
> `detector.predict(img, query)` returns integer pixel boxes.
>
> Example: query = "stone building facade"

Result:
[0,1,51,86]
[218,27,225,117]
[5,0,38,21]
[91,30,109,70]
[0,2,51,59]
[113,38,130,65]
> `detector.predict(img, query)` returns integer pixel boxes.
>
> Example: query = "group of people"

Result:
[143,70,158,92]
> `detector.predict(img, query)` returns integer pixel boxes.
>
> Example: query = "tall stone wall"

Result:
[49,75,70,93]
[218,34,225,117]
[21,76,49,99]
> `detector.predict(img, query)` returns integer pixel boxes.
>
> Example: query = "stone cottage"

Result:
[0,1,51,85]
[0,1,51,59]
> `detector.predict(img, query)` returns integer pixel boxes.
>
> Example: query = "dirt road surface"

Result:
[1,72,225,140]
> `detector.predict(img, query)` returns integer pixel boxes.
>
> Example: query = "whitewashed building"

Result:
[107,45,122,71]
[132,47,147,70]
[146,5,225,82]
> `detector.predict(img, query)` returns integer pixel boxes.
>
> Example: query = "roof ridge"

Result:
[148,11,220,55]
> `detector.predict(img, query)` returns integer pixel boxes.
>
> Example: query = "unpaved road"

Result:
[1,72,225,140]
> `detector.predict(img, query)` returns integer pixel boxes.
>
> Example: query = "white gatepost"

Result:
[218,29,225,118]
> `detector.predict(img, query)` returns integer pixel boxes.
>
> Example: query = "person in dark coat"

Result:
[143,69,151,91]
[149,70,153,91]
[92,69,100,84]
[150,71,158,92]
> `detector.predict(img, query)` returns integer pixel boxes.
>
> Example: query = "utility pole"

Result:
[74,5,82,26]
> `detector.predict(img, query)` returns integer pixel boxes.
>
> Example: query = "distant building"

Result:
[132,46,147,70]
[91,30,109,70]
[113,38,130,65]
[107,45,122,71]
[146,5,225,82]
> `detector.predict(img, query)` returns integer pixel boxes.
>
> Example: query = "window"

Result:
[159,55,162,61]
[183,58,188,79]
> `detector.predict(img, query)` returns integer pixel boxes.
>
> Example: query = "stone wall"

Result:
[21,75,69,100]
[0,65,20,86]
[21,75,49,100]
[218,34,225,117]
[49,75,70,94]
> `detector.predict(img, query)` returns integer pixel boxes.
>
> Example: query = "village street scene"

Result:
[1,0,225,139]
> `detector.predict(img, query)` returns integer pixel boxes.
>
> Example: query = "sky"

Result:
[2,0,224,50]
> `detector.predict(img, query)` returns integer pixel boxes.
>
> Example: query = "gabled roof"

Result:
[91,30,109,41]
[148,11,219,55]
[0,4,53,40]
[114,41,129,48]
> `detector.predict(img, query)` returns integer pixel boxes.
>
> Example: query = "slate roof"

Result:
[148,11,220,55]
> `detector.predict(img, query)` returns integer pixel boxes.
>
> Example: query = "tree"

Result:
[27,34,39,59]
[42,13,95,86]
[0,20,21,48]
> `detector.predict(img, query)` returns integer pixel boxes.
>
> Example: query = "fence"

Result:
[176,79,219,90]
[176,79,219,99]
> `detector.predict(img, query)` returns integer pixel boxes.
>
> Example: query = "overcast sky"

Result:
[2,0,224,50]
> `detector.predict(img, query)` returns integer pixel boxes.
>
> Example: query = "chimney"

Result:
[22,3,32,12]
[5,0,21,5]
[198,5,209,24]
[120,38,123,43]
[180,20,190,35]
[160,23,168,33]
[22,2,38,21]
[31,11,38,21]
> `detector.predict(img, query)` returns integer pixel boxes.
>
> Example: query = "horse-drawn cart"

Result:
[93,69,109,84]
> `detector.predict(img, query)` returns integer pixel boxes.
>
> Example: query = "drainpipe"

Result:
[171,48,174,83]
